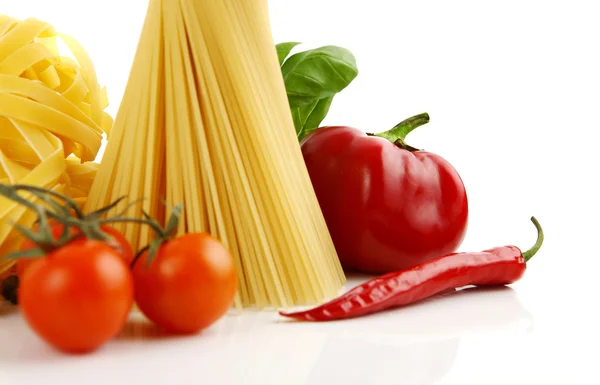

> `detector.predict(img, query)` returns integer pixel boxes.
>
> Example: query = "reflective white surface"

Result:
[0,282,526,384]
[2,265,599,384]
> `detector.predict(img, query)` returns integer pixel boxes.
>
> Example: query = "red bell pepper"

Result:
[300,113,468,274]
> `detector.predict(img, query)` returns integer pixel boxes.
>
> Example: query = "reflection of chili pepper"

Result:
[280,217,543,322]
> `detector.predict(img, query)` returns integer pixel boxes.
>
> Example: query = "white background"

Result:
[1,1,599,384]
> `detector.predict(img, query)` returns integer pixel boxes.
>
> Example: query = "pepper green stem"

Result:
[371,112,430,143]
[393,138,422,152]
[522,216,544,262]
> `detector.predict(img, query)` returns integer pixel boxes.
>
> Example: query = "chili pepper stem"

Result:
[522,216,544,262]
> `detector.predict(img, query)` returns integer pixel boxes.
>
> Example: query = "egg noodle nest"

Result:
[0,15,112,282]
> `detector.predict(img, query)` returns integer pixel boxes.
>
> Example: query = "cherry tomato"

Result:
[132,233,237,334]
[17,223,134,279]
[91,226,134,265]
[20,240,134,353]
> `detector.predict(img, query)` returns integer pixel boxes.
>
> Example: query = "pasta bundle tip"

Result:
[85,0,346,309]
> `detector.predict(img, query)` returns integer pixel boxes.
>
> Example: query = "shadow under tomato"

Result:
[0,302,19,316]
[115,312,206,341]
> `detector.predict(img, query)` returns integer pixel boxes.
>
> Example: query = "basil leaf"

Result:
[276,42,301,66]
[282,46,358,108]
[293,96,334,141]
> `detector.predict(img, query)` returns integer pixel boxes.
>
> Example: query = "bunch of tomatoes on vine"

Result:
[0,184,238,354]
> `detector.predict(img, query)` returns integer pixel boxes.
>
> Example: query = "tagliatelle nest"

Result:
[0,15,112,279]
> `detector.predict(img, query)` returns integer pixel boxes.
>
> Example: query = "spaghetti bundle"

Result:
[85,0,346,308]
[0,15,111,277]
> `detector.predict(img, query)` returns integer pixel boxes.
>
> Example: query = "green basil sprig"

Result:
[277,43,358,141]
[276,42,301,66]
[291,96,334,141]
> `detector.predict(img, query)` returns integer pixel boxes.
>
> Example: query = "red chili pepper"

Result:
[279,217,543,321]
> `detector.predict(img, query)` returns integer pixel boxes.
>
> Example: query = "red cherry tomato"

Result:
[92,226,134,265]
[301,125,468,274]
[132,233,238,334]
[19,240,134,353]
[17,223,134,279]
